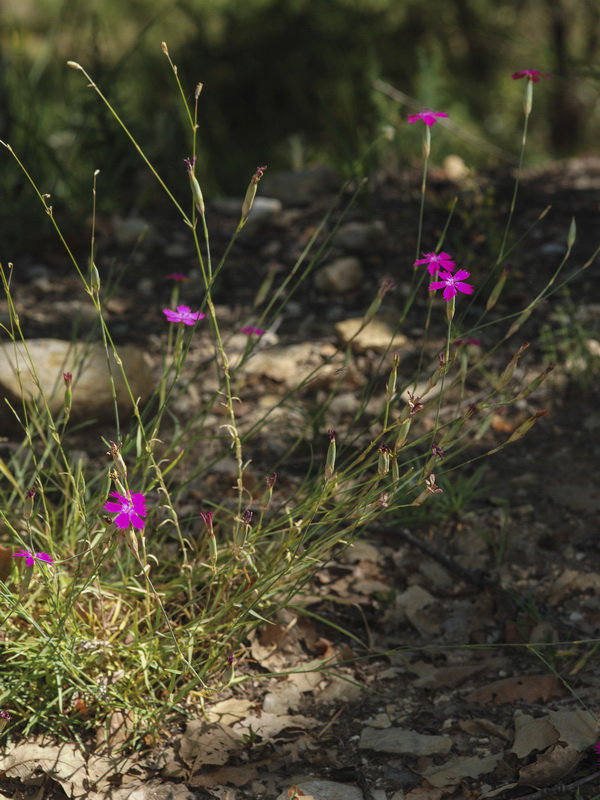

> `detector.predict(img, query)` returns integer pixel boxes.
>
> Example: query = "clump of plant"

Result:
[0,52,595,748]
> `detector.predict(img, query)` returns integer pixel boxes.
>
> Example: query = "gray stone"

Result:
[332,220,387,252]
[314,257,364,294]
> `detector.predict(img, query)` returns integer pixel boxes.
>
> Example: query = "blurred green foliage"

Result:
[1,0,599,246]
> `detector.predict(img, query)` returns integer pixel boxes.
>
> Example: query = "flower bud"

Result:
[377,443,391,477]
[325,430,337,481]
[496,342,530,392]
[486,263,511,311]
[185,156,205,217]
[63,372,72,419]
[386,354,399,402]
[514,364,554,401]
[394,417,411,450]
[201,511,217,565]
[241,165,267,220]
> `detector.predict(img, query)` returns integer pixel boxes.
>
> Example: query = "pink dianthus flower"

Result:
[240,326,265,336]
[428,269,474,301]
[162,305,205,326]
[512,70,551,83]
[414,251,456,276]
[104,492,147,530]
[407,110,449,127]
[12,550,54,567]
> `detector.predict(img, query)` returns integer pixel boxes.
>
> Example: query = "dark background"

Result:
[1,0,599,250]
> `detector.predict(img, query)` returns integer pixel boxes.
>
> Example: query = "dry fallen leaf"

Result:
[95,709,135,750]
[179,721,243,768]
[510,711,558,758]
[421,753,503,788]
[0,739,129,799]
[465,674,562,705]
[517,742,581,787]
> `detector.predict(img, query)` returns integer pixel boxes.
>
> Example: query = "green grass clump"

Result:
[0,45,596,750]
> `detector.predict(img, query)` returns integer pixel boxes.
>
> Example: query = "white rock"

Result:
[0,339,154,420]
[314,257,364,294]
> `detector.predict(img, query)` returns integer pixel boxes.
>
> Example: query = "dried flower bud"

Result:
[407,392,424,418]
[200,511,214,536]
[0,710,11,735]
[107,440,127,478]
[425,474,443,493]
[201,511,216,565]
[260,472,277,511]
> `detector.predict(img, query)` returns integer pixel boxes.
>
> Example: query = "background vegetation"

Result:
[1,0,599,250]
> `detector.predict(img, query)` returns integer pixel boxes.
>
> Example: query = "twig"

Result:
[491,769,600,800]
[316,705,345,739]
[369,523,494,590]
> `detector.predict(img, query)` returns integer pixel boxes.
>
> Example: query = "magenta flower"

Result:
[162,305,205,326]
[166,273,190,282]
[428,269,474,301]
[0,711,11,720]
[240,326,265,336]
[512,70,551,83]
[414,251,456,276]
[407,110,449,127]
[12,550,54,567]
[104,492,147,530]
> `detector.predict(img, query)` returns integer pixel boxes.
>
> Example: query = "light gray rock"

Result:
[0,339,154,421]
[314,257,364,294]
